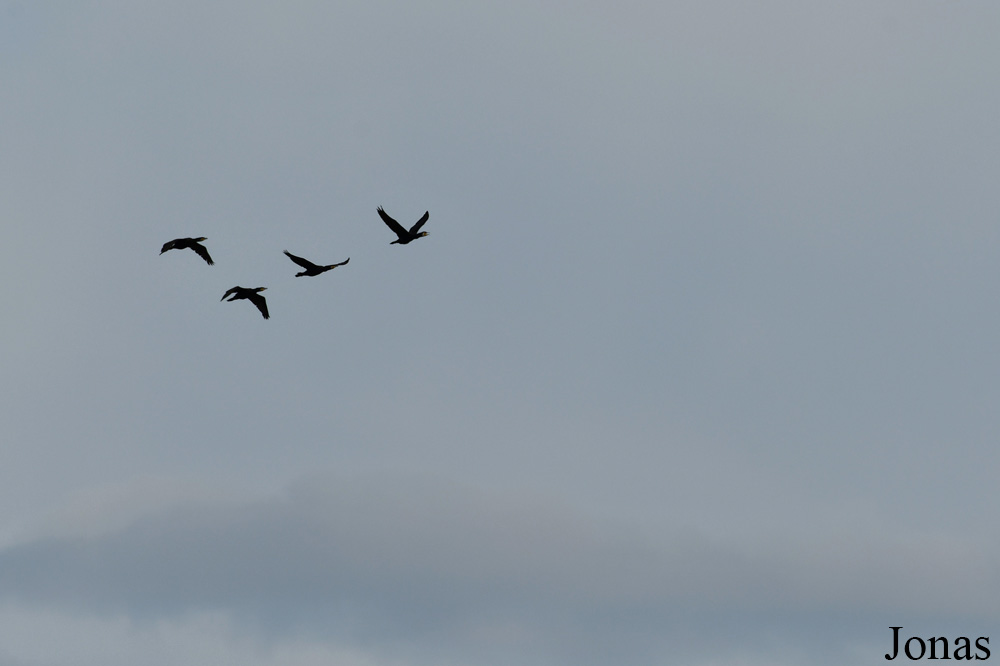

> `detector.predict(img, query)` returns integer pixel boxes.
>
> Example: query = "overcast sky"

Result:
[2,1,1000,664]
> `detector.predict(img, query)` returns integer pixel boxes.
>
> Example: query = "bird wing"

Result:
[221,286,240,301]
[284,250,319,270]
[248,292,270,319]
[377,207,407,239]
[409,211,430,234]
[191,242,214,265]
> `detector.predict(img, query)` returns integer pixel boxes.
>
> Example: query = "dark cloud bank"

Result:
[1,474,995,665]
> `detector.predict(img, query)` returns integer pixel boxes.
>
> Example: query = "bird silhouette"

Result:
[160,237,214,265]
[221,286,269,319]
[377,207,429,245]
[283,250,350,277]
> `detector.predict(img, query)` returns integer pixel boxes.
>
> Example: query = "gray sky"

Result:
[2,1,1000,664]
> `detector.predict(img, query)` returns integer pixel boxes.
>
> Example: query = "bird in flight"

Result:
[160,237,214,265]
[377,207,429,245]
[221,286,269,319]
[283,250,350,277]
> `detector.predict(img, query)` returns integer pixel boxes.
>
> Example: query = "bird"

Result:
[283,250,350,277]
[160,237,214,265]
[377,207,429,245]
[221,286,269,319]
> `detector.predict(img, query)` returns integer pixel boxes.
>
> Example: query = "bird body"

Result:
[222,286,269,319]
[160,237,214,265]
[283,250,350,277]
[377,207,429,245]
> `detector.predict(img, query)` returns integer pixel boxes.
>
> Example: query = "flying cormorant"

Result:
[283,250,350,277]
[377,207,429,245]
[222,286,269,319]
[160,237,214,265]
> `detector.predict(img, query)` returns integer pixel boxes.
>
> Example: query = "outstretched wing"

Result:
[248,293,270,319]
[191,242,214,265]
[377,207,407,239]
[284,250,319,271]
[221,286,240,301]
[409,211,430,234]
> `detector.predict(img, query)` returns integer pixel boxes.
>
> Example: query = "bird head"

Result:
[195,237,208,242]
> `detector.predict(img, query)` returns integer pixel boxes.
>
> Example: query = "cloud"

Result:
[0,473,996,665]
[0,605,403,666]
